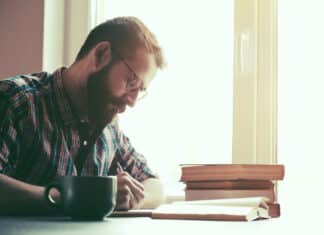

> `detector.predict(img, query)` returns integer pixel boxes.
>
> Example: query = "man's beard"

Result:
[87,66,126,127]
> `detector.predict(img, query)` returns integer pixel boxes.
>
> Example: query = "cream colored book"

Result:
[151,197,272,221]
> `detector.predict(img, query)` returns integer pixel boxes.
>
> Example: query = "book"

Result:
[185,180,274,190]
[267,203,280,218]
[111,209,153,217]
[185,188,275,202]
[151,197,277,221]
[180,164,285,182]
[110,199,280,221]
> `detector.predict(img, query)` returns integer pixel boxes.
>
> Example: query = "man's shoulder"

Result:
[0,72,53,112]
[0,72,51,95]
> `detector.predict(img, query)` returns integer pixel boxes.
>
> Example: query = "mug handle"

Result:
[44,182,62,208]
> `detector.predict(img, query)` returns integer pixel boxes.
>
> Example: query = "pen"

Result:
[116,161,147,198]
[116,161,124,174]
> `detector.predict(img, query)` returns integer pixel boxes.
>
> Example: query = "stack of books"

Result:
[112,164,285,221]
[180,164,285,218]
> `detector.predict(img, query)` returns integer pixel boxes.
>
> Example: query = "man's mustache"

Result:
[106,95,126,107]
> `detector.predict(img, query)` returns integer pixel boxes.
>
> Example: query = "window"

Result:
[92,0,234,193]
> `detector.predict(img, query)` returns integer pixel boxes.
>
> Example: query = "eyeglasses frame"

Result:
[112,48,148,100]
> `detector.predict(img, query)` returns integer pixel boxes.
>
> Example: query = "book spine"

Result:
[180,164,285,181]
[267,203,280,218]
[185,188,275,203]
[185,180,274,190]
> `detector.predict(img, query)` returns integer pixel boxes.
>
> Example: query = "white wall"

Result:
[278,0,324,218]
[278,0,324,181]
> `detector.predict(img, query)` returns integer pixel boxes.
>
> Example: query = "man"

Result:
[0,16,166,215]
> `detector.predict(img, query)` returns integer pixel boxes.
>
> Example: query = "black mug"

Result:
[44,176,117,220]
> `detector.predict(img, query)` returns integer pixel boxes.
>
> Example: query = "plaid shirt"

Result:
[0,68,156,186]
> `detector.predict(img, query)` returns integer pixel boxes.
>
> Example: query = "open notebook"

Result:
[111,197,280,222]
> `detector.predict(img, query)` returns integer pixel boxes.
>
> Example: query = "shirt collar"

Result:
[52,67,79,126]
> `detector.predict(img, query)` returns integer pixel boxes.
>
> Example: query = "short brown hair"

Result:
[76,16,166,69]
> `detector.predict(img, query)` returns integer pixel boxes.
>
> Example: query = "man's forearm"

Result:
[0,174,56,215]
[140,178,165,209]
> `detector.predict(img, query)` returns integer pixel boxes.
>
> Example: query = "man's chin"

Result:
[104,107,125,124]
[96,104,126,125]
[117,105,126,113]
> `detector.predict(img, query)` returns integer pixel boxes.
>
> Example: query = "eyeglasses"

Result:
[112,49,148,101]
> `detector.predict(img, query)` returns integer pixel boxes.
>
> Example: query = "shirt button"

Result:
[82,140,88,146]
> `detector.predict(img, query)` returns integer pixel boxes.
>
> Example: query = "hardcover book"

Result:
[180,164,285,182]
[185,180,274,190]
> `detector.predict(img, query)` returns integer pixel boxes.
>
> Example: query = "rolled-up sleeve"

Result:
[0,116,17,174]
[111,121,158,182]
[0,86,20,175]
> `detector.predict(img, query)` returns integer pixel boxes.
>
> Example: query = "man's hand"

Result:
[116,171,145,210]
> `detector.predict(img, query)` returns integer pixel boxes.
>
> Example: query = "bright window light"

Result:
[93,0,234,193]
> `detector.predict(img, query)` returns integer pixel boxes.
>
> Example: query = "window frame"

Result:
[232,0,278,164]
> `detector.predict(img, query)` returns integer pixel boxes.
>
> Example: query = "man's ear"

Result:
[92,41,112,72]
